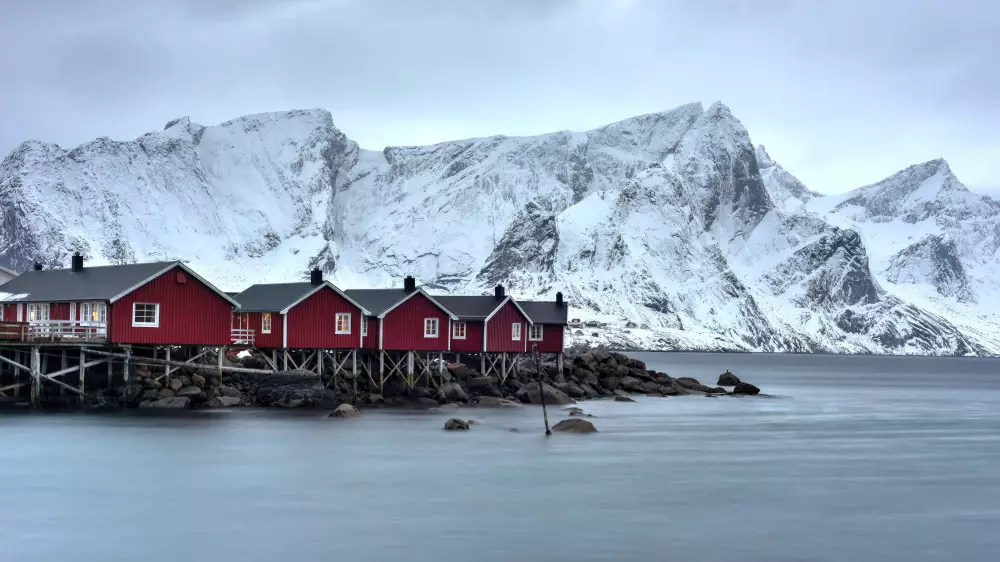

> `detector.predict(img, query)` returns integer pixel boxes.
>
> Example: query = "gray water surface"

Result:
[2,353,999,561]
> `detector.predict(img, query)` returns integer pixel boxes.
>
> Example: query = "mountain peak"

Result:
[755,144,775,169]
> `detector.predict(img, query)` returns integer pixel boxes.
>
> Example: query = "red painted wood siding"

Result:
[485,300,529,353]
[380,293,450,351]
[111,265,232,346]
[361,317,380,349]
[450,320,484,353]
[285,287,363,349]
[530,324,565,353]
[0,302,72,321]
[233,311,283,348]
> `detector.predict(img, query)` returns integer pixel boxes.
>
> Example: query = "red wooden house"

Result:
[518,292,569,354]
[231,269,369,350]
[344,276,458,352]
[0,254,237,345]
[436,285,534,353]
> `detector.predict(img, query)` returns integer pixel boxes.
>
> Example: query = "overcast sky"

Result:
[1,0,997,195]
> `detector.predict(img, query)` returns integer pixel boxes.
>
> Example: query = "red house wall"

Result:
[531,324,566,353]
[485,300,529,353]
[450,320,484,353]
[233,311,283,348]
[111,265,232,346]
[361,317,380,349]
[285,287,362,349]
[380,293,450,351]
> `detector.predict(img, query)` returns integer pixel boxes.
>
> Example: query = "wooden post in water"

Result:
[123,346,132,398]
[30,346,40,407]
[60,349,67,396]
[217,346,227,384]
[78,348,86,404]
[533,344,551,437]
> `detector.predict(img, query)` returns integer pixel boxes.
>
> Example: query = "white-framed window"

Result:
[512,322,522,340]
[452,321,467,339]
[362,316,368,337]
[16,303,23,322]
[28,303,51,322]
[261,312,272,334]
[132,303,159,327]
[81,302,107,324]
[336,312,351,334]
[0,306,4,322]
[424,318,439,338]
[529,324,544,341]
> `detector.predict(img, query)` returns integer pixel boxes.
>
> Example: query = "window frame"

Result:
[131,303,160,328]
[28,303,51,322]
[362,316,368,337]
[424,317,439,338]
[529,323,544,341]
[261,312,272,334]
[452,321,467,340]
[511,322,522,341]
[81,302,107,324]
[0,306,3,322]
[335,312,352,335]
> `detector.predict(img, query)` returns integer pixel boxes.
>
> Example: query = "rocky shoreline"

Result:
[114,349,762,411]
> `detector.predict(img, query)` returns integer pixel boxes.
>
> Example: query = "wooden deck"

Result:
[0,321,108,344]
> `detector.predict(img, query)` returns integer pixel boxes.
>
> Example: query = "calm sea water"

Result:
[2,352,999,562]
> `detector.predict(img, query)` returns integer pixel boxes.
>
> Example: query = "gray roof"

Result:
[519,301,569,325]
[434,295,506,319]
[0,261,178,303]
[0,265,16,277]
[343,288,410,316]
[233,283,315,312]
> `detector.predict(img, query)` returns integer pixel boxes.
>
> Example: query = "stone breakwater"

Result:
[114,349,763,410]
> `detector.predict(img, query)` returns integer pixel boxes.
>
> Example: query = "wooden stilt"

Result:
[217,346,227,383]
[318,349,324,377]
[501,352,507,384]
[481,353,486,377]
[124,345,132,396]
[406,351,415,388]
[557,352,564,377]
[60,349,67,396]
[283,349,288,371]
[438,351,444,385]
[30,346,40,407]
[165,347,171,387]
[379,351,386,393]
[107,352,114,389]
[79,349,86,403]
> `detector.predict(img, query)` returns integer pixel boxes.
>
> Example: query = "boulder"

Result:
[577,369,600,388]
[552,418,598,433]
[168,378,183,392]
[619,376,645,393]
[176,386,204,398]
[246,370,325,407]
[329,404,363,419]
[139,396,191,409]
[603,377,621,391]
[579,383,599,398]
[639,381,660,394]
[614,395,636,402]
[515,383,575,405]
[733,382,761,395]
[207,396,241,408]
[218,385,241,398]
[565,384,586,399]
[141,389,160,400]
[447,364,472,380]
[191,373,207,389]
[368,393,385,405]
[177,375,193,387]
[467,376,502,397]
[476,396,520,408]
[437,382,470,403]
[592,349,611,362]
[675,377,717,393]
[444,418,470,430]
[157,388,176,398]
[414,397,440,409]
[718,371,741,386]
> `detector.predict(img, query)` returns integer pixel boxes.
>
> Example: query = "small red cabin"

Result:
[519,293,569,354]
[0,255,237,346]
[437,285,534,353]
[345,277,458,352]
[231,270,369,350]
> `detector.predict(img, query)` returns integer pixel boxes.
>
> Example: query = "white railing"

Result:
[231,328,255,345]
[27,320,108,341]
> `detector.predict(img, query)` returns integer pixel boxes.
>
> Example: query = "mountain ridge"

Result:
[2,102,998,356]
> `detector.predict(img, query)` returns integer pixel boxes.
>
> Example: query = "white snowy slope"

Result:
[1,102,997,355]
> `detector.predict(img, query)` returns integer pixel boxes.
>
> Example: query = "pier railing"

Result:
[0,322,28,342]
[0,321,108,343]
[231,328,255,346]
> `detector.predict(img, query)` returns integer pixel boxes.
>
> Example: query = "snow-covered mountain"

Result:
[2,102,998,355]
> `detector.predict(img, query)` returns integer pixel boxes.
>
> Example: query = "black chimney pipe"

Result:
[495,284,505,300]
[71,252,83,273]
[556,292,564,307]
[310,268,323,286]
[33,263,43,271]
[404,276,416,293]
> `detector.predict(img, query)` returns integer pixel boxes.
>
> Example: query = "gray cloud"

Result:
[1,0,996,195]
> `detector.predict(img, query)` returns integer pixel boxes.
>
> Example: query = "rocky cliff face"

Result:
[2,102,998,355]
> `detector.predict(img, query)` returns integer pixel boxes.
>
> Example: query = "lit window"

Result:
[336,313,351,334]
[452,321,466,339]
[512,322,521,340]
[28,303,50,322]
[529,324,544,341]
[81,302,106,324]
[262,312,272,334]
[424,318,439,338]
[362,316,368,337]
[132,303,159,327]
